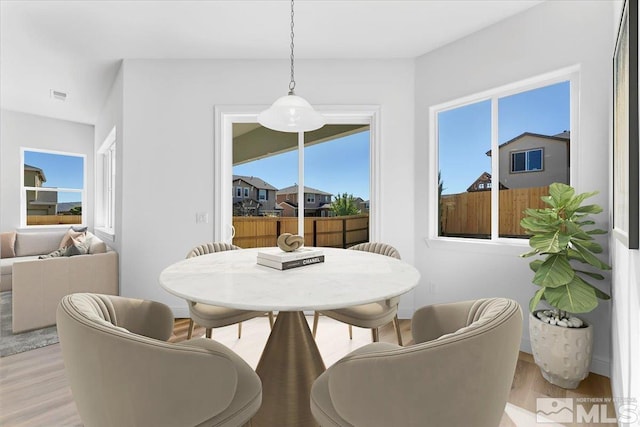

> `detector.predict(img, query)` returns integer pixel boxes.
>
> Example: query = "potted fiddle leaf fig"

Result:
[520,182,610,389]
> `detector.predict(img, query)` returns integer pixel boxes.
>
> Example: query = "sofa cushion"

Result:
[1,232,16,258]
[15,231,66,257]
[85,232,107,254]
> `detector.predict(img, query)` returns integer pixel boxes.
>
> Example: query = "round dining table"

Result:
[159,246,420,427]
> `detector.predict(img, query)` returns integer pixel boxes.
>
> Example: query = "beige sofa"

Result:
[1,229,118,333]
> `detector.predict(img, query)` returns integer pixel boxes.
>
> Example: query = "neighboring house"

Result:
[24,164,57,215]
[232,175,279,216]
[353,197,370,214]
[486,131,570,189]
[276,185,333,217]
[466,172,508,192]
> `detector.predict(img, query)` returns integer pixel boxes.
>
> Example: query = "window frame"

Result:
[214,105,381,243]
[428,66,579,245]
[96,127,116,238]
[306,193,315,204]
[243,187,250,198]
[510,148,544,173]
[21,147,87,229]
[258,189,267,201]
[235,187,242,198]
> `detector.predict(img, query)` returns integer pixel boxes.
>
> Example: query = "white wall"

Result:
[111,59,415,317]
[0,109,95,232]
[610,0,640,414]
[414,1,614,376]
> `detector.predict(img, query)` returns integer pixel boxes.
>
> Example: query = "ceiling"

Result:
[0,0,543,125]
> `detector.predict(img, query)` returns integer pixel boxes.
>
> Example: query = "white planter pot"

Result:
[529,311,593,389]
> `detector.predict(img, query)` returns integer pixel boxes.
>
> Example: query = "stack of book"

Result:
[257,247,324,270]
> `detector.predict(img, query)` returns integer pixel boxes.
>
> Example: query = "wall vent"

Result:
[50,90,67,101]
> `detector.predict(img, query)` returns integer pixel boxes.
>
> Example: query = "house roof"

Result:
[24,164,47,182]
[485,131,570,156]
[277,185,332,196]
[278,200,298,208]
[232,175,277,191]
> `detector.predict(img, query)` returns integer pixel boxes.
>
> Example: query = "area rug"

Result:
[0,291,59,357]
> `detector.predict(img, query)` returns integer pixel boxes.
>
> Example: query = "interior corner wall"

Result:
[115,59,415,318]
[0,109,95,232]
[413,1,615,376]
[94,63,124,257]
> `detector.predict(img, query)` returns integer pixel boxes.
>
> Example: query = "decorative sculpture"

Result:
[277,233,304,252]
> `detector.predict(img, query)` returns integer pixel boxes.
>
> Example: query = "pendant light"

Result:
[258,0,325,133]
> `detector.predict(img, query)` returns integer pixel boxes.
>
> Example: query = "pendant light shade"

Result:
[258,93,325,133]
[258,0,325,133]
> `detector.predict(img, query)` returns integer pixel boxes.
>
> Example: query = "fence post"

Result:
[313,220,317,247]
[342,218,347,249]
[276,220,281,238]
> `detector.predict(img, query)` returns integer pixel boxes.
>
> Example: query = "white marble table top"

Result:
[159,247,421,311]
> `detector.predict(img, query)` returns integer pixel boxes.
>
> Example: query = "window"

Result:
[306,193,315,203]
[243,187,250,198]
[235,187,242,198]
[434,71,574,240]
[97,128,116,234]
[258,189,267,201]
[22,148,85,227]
[511,148,543,173]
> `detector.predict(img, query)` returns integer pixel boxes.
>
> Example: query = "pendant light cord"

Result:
[289,0,296,94]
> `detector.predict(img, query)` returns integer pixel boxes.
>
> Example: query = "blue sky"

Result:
[439,81,570,194]
[233,130,371,200]
[24,150,84,203]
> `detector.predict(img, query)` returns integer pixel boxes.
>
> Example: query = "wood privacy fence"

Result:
[233,214,369,249]
[27,215,82,226]
[440,186,550,237]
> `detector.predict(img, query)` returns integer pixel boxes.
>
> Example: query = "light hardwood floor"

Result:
[0,316,614,427]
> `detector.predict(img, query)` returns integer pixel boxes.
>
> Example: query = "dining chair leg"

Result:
[312,312,319,338]
[393,315,403,346]
[187,319,194,340]
[348,325,353,340]
[238,322,242,339]
[268,311,275,329]
[371,328,379,342]
[206,328,212,339]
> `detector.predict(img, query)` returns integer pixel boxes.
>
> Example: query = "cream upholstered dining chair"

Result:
[312,242,404,345]
[186,242,274,340]
[310,298,523,427]
[57,293,262,427]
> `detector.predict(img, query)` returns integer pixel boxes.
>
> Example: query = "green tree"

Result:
[330,193,360,216]
[69,206,82,215]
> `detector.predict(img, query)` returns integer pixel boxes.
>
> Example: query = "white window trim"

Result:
[258,189,267,201]
[306,193,315,203]
[427,65,580,247]
[95,127,116,239]
[20,147,87,229]
[214,105,381,243]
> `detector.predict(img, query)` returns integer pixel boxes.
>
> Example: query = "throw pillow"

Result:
[59,227,87,249]
[1,231,17,258]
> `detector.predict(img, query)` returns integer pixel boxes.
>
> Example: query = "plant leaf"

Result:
[530,231,570,254]
[572,241,611,270]
[549,183,575,207]
[533,254,574,287]
[543,278,598,313]
[529,259,543,272]
[575,270,605,281]
[574,203,603,214]
[572,238,603,253]
[529,287,546,312]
